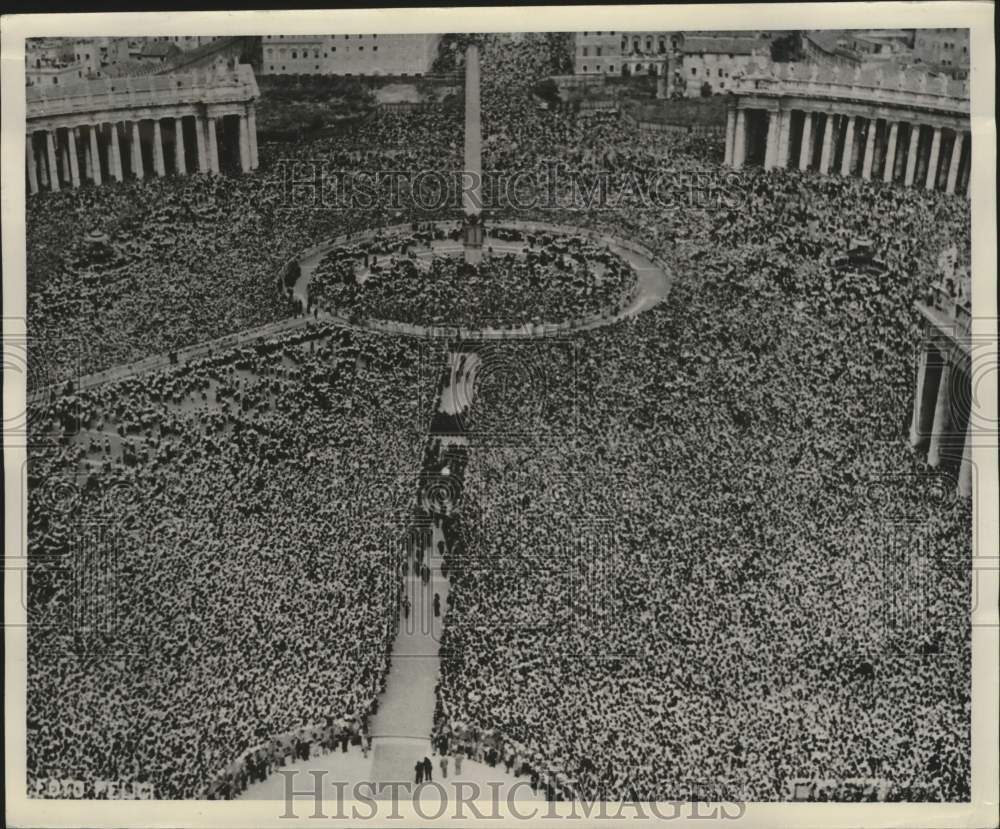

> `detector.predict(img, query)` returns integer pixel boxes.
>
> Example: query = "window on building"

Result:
[332,47,337,52]
[609,64,615,72]
[373,45,378,52]
[691,67,697,76]
[582,47,588,57]
[315,64,320,70]
[53,77,58,84]
[719,81,725,88]
[596,47,602,57]
[359,46,364,51]
[270,65,274,71]
[292,51,297,58]
[582,64,587,72]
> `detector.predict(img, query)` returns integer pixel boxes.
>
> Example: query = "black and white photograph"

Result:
[2,5,997,827]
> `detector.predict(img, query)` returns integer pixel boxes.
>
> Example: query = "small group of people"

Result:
[413,750,464,784]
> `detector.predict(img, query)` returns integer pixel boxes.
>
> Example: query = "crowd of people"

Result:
[27,324,433,798]
[25,31,973,804]
[432,35,972,802]
[307,228,636,327]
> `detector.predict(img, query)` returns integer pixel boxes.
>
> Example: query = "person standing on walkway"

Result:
[433,593,441,617]
[415,760,424,785]
[454,749,464,775]
[422,756,433,782]
[440,754,449,779]
[402,594,410,620]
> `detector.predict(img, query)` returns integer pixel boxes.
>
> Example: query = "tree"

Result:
[771,32,805,63]
[532,77,560,106]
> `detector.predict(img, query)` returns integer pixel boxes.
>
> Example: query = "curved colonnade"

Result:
[25,63,260,194]
[723,61,971,194]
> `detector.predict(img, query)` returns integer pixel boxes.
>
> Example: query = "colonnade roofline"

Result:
[728,60,969,118]
[26,64,259,125]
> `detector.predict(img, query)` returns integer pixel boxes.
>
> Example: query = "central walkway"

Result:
[239,350,540,806]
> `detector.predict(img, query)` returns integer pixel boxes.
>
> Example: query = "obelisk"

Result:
[463,43,484,265]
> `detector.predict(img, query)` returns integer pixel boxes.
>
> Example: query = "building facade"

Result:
[680,36,769,96]
[723,61,970,196]
[25,61,261,195]
[260,34,440,77]
[912,28,970,70]
[574,30,769,96]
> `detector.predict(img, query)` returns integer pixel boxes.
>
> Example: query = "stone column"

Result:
[882,122,899,184]
[909,345,941,448]
[174,117,186,175]
[958,418,973,498]
[89,124,102,186]
[763,110,780,170]
[26,133,39,195]
[861,119,876,180]
[46,130,60,192]
[39,138,49,188]
[195,116,208,173]
[945,131,964,195]
[927,356,952,467]
[131,121,144,179]
[959,142,971,193]
[60,135,70,184]
[67,127,81,188]
[925,126,941,190]
[904,124,920,186]
[778,108,792,168]
[732,109,747,169]
[248,106,259,169]
[109,122,123,182]
[724,106,736,166]
[83,131,93,182]
[206,117,220,174]
[152,120,166,177]
[818,114,835,174]
[798,111,813,171]
[839,115,855,176]
[238,113,251,173]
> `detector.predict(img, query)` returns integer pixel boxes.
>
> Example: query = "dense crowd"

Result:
[308,229,636,327]
[27,325,431,798]
[26,31,973,804]
[433,45,973,798]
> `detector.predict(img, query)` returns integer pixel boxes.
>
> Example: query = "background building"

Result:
[573,30,770,97]
[679,35,770,96]
[260,33,441,77]
[912,28,970,70]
